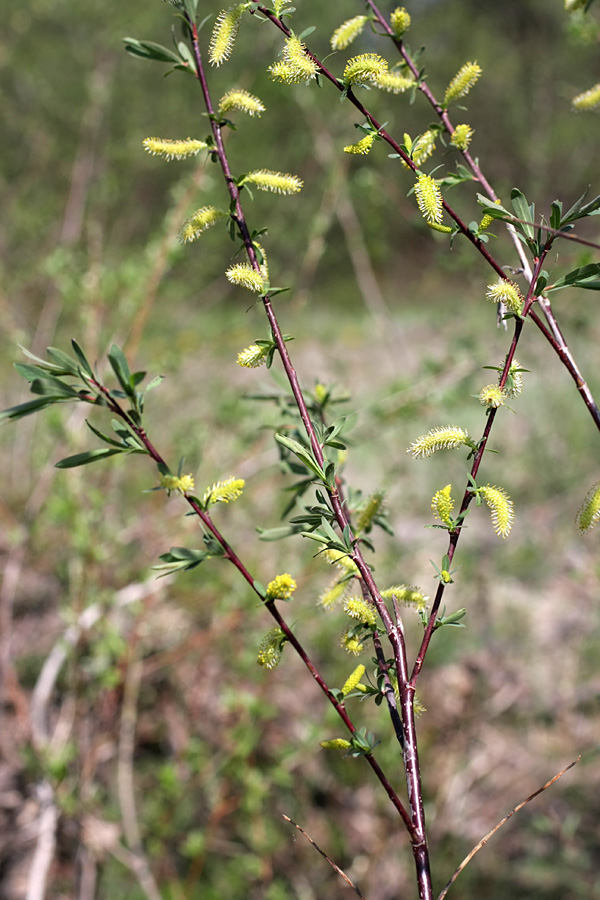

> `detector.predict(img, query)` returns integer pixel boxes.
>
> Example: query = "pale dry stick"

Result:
[60,56,114,246]
[117,651,163,900]
[437,756,581,900]
[282,814,368,900]
[25,781,58,900]
[82,815,163,900]
[30,579,164,750]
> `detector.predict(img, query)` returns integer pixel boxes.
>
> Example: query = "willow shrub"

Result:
[4,2,600,898]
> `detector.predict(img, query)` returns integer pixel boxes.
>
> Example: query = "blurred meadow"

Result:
[1,0,600,898]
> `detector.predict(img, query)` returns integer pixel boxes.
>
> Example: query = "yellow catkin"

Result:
[407,426,469,458]
[572,83,600,111]
[575,481,600,533]
[143,137,208,160]
[218,88,266,117]
[478,485,514,538]
[330,16,368,51]
[245,169,303,194]
[444,61,482,104]
[414,173,443,224]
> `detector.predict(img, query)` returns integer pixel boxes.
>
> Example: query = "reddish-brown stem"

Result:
[410,252,549,684]
[364,0,600,433]
[93,377,413,832]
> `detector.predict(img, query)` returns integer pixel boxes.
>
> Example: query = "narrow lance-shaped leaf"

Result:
[46,347,81,376]
[123,38,182,65]
[71,340,95,379]
[560,189,600,227]
[55,448,126,469]
[547,263,600,292]
[510,188,535,239]
[274,433,326,480]
[108,344,134,397]
[0,397,64,423]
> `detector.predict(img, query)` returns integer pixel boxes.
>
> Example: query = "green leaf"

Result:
[274,433,326,480]
[85,420,126,449]
[71,340,95,378]
[510,188,535,239]
[153,546,211,575]
[18,346,66,374]
[46,347,80,376]
[535,270,549,294]
[560,189,600,226]
[123,38,182,65]
[182,0,199,20]
[0,397,61,423]
[177,41,197,73]
[475,194,513,220]
[547,263,600,292]
[145,375,165,393]
[14,363,58,383]
[29,378,80,398]
[550,200,562,231]
[257,525,303,541]
[55,448,125,468]
[108,344,133,395]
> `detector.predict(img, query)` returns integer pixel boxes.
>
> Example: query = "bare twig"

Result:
[437,756,581,900]
[26,780,58,900]
[282,814,368,899]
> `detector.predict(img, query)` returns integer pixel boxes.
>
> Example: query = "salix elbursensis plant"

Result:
[3,1,600,897]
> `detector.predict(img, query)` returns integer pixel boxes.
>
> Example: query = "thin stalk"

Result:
[410,251,549,684]
[91,379,412,833]
[364,0,600,430]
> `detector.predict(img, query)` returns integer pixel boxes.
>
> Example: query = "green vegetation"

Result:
[1,2,600,898]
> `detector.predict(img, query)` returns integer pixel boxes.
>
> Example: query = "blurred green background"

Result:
[1,1,600,898]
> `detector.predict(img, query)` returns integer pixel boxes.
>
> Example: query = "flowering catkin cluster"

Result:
[443,61,482,105]
[572,83,600,111]
[407,426,469,458]
[245,169,303,195]
[257,628,286,669]
[269,34,319,84]
[381,585,428,612]
[479,384,506,409]
[477,485,514,538]
[236,344,269,368]
[159,473,195,494]
[391,7,411,36]
[179,207,227,244]
[344,596,377,627]
[575,481,600,534]
[218,88,265,117]
[209,4,247,66]
[202,477,245,506]
[344,53,389,85]
[401,130,437,170]
[341,664,366,696]
[414,174,443,224]
[376,71,415,94]
[431,485,454,527]
[266,573,297,600]
[344,133,376,155]
[330,15,368,51]
[485,279,524,316]
[143,137,208,160]
[450,124,474,151]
